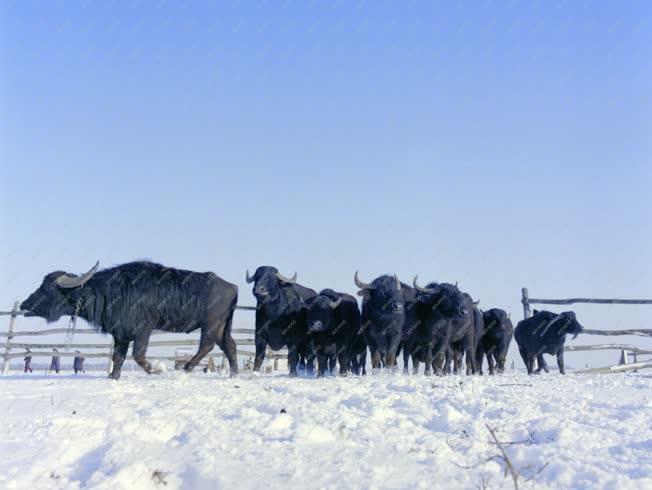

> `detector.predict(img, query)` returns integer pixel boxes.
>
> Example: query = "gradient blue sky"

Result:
[1,1,651,367]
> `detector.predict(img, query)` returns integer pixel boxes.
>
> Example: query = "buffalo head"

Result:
[354,271,404,313]
[412,276,468,319]
[305,290,343,333]
[20,261,100,323]
[246,266,297,302]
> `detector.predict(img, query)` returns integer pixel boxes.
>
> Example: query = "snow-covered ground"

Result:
[1,371,651,490]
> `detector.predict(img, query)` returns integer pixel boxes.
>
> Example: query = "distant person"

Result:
[73,351,85,374]
[24,349,33,373]
[49,349,60,374]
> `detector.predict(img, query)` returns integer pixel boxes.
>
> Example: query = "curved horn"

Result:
[455,281,458,288]
[54,261,100,289]
[329,297,343,310]
[354,271,373,290]
[245,269,254,284]
[394,274,401,290]
[275,271,297,284]
[413,275,436,294]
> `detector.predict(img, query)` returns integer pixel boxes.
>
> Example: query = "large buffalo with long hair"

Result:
[246,266,317,376]
[20,261,239,379]
[515,310,583,375]
[305,289,365,376]
[476,308,513,375]
[354,272,405,371]
[410,278,479,375]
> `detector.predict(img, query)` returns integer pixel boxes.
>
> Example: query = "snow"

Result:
[1,371,651,489]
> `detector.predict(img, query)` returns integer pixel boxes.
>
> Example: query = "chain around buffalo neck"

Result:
[63,296,83,352]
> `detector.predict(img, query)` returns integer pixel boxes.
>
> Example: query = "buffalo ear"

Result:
[532,309,539,315]
[357,290,370,298]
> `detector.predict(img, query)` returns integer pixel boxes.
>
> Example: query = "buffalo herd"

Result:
[20,261,584,379]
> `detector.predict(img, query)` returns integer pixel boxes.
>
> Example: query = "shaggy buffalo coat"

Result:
[358,275,406,371]
[515,310,583,375]
[20,261,239,379]
[249,266,317,377]
[305,289,365,376]
[476,308,513,375]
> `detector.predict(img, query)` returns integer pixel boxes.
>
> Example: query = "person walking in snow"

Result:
[24,349,33,373]
[73,351,85,374]
[49,348,60,374]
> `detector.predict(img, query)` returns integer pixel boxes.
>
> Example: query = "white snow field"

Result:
[1,371,651,490]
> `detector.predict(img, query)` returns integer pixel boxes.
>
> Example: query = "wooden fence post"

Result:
[2,301,21,374]
[521,288,532,319]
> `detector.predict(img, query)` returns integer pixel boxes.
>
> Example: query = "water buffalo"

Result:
[515,310,584,374]
[476,308,513,375]
[246,266,317,376]
[305,289,365,376]
[407,278,474,375]
[354,272,405,371]
[20,261,239,379]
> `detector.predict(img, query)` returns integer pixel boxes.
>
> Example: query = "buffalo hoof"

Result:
[107,372,121,380]
[424,370,432,377]
[229,370,238,378]
[289,370,298,378]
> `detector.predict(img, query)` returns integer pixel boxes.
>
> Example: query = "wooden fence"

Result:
[521,287,652,372]
[0,303,287,374]
[3,289,652,374]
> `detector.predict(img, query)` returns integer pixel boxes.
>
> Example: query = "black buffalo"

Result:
[514,309,584,375]
[305,289,365,376]
[407,278,477,375]
[476,308,513,375]
[246,266,317,377]
[20,261,238,379]
[354,272,405,371]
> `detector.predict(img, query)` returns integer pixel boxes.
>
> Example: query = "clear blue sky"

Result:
[1,1,650,367]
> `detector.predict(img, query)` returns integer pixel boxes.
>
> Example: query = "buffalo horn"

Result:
[54,261,100,289]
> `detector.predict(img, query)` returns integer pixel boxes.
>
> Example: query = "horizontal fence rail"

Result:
[3,350,288,361]
[581,328,652,337]
[527,298,652,306]
[0,303,291,374]
[522,287,651,372]
[0,305,259,316]
[0,328,257,338]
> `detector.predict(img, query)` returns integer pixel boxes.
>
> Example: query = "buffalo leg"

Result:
[496,353,506,373]
[132,333,159,374]
[411,354,420,375]
[253,334,267,372]
[444,348,453,374]
[475,347,485,376]
[287,346,300,377]
[452,349,464,374]
[423,348,433,376]
[464,342,476,375]
[316,351,328,377]
[108,337,129,380]
[519,347,533,374]
[337,349,350,376]
[556,351,565,375]
[433,349,446,375]
[184,328,217,372]
[534,354,549,374]
[402,345,412,374]
[220,334,238,376]
[370,350,382,372]
[386,351,398,371]
[487,351,496,375]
